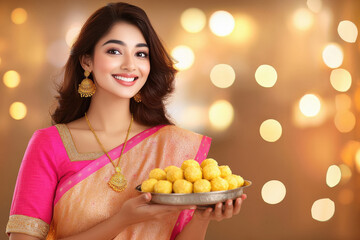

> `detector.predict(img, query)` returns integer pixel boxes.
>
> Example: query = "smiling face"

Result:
[82,21,150,100]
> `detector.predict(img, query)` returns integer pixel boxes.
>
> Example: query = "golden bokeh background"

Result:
[1,0,359,239]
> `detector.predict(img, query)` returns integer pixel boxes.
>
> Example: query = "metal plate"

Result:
[135,180,252,207]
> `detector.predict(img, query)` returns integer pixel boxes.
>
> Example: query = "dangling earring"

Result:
[78,70,96,97]
[133,92,142,103]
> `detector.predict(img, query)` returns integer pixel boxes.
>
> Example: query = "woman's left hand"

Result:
[194,194,247,222]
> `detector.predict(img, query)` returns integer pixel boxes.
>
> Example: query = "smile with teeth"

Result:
[113,75,138,82]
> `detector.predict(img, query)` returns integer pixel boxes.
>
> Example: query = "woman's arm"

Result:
[176,195,247,240]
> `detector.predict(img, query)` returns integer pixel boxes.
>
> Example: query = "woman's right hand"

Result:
[116,193,196,227]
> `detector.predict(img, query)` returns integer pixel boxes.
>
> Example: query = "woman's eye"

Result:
[137,52,148,58]
[107,49,121,55]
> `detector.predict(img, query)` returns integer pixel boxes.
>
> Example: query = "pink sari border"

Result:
[54,125,166,205]
[170,135,212,240]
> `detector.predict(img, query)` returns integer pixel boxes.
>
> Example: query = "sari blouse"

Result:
[6,124,211,239]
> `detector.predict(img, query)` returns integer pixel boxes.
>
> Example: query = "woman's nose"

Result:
[120,54,136,71]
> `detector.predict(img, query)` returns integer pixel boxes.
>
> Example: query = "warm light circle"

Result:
[326,165,341,187]
[322,43,343,69]
[3,70,21,88]
[9,102,27,120]
[171,45,195,70]
[209,11,235,37]
[338,20,358,43]
[181,8,206,33]
[330,69,352,92]
[261,180,286,204]
[208,100,234,130]
[307,0,322,13]
[210,64,236,88]
[293,8,314,30]
[259,119,282,142]
[255,64,277,88]
[334,111,356,133]
[11,8,28,25]
[65,25,82,47]
[311,198,335,222]
[299,94,321,117]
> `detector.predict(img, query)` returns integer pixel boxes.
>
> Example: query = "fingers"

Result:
[133,193,151,206]
[214,202,223,220]
[233,195,246,215]
[223,199,234,218]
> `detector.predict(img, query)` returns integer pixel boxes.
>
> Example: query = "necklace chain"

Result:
[85,113,133,170]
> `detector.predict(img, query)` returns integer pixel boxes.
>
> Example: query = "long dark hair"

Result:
[51,2,177,126]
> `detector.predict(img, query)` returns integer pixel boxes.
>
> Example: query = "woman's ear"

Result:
[79,55,93,72]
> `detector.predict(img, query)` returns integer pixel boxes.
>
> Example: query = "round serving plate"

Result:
[135,180,252,207]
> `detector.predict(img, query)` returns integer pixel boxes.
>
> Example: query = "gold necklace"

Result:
[85,113,133,192]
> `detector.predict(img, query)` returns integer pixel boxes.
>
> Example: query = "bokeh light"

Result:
[3,70,21,88]
[210,64,236,88]
[338,189,354,205]
[340,141,360,168]
[11,8,28,25]
[311,198,335,222]
[181,8,206,33]
[334,111,356,133]
[326,165,341,187]
[65,24,82,47]
[208,100,234,130]
[293,8,314,31]
[330,69,352,92]
[259,119,282,142]
[231,14,256,44]
[337,20,358,43]
[322,43,344,68]
[255,64,277,88]
[355,87,360,112]
[209,11,235,37]
[355,149,360,173]
[9,102,27,120]
[307,0,322,13]
[299,94,321,117]
[171,45,195,70]
[261,180,286,204]
[339,163,352,183]
[335,94,351,111]
[292,99,327,128]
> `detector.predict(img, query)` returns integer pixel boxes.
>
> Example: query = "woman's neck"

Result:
[85,91,133,134]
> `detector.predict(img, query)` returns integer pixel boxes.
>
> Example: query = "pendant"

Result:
[108,167,127,192]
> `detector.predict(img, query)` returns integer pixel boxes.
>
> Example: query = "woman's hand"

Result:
[194,194,247,222]
[116,193,196,227]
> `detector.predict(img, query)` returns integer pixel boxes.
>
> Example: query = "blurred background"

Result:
[1,0,359,239]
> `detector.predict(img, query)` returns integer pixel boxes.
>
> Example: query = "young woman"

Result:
[6,3,246,240]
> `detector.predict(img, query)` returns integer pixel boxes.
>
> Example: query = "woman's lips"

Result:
[113,74,138,86]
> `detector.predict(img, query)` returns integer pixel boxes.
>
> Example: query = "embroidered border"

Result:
[55,124,103,161]
[6,215,49,239]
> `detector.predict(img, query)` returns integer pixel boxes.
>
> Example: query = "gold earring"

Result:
[78,70,96,97]
[133,92,142,103]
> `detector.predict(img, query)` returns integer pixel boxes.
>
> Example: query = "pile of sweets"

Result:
[141,158,245,194]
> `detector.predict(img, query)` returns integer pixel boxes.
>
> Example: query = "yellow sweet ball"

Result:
[219,165,232,178]
[181,159,200,171]
[224,175,238,190]
[173,179,193,193]
[202,164,221,181]
[193,179,211,193]
[233,174,245,187]
[200,158,218,168]
[141,178,158,192]
[164,165,179,173]
[166,167,184,182]
[149,168,166,180]
[154,180,172,194]
[184,166,202,183]
[211,177,229,191]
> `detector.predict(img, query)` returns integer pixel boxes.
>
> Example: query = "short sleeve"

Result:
[6,129,59,239]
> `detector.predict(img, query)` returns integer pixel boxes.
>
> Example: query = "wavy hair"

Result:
[51,2,177,126]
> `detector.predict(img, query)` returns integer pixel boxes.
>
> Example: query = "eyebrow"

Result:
[102,39,148,48]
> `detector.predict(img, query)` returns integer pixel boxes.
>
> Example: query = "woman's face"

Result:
[87,21,150,100]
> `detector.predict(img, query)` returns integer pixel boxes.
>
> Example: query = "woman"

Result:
[6,2,246,240]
